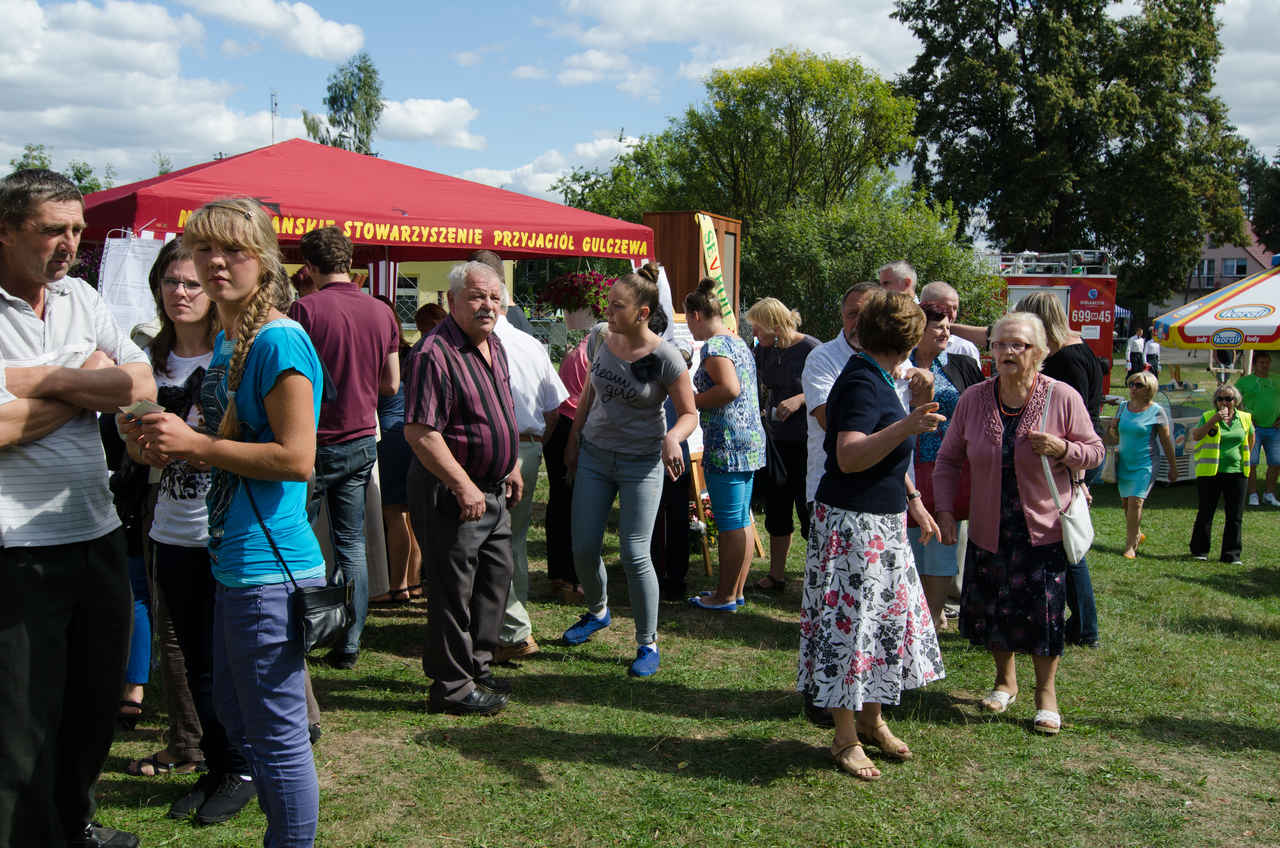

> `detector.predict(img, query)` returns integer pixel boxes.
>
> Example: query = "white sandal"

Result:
[1033,709,1062,735]
[980,689,1016,713]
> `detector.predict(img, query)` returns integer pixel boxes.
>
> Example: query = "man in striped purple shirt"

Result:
[404,261,521,716]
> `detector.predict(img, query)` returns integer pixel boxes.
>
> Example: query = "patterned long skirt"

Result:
[797,503,945,711]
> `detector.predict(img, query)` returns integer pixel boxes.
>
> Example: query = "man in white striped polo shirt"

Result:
[0,170,155,848]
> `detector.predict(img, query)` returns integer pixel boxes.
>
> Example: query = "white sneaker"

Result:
[1248,493,1259,506]
[1262,493,1280,507]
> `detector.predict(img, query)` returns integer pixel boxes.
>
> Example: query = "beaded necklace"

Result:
[997,373,1037,417]
[859,350,896,390]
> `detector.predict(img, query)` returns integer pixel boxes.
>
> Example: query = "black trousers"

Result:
[153,542,250,777]
[541,414,577,585]
[761,439,811,540]
[651,469,691,600]
[1127,352,1145,382]
[407,460,514,705]
[1190,472,1247,562]
[0,529,131,847]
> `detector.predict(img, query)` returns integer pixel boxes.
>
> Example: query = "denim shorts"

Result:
[704,470,755,531]
[1252,425,1280,466]
[907,526,960,577]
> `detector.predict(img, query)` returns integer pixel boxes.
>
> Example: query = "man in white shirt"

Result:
[492,283,569,664]
[1127,328,1145,381]
[0,169,154,848]
[1144,335,1162,378]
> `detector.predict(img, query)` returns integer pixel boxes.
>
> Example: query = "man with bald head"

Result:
[918,280,982,360]
[404,261,522,716]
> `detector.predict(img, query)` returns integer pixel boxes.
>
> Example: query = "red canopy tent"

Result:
[84,139,654,279]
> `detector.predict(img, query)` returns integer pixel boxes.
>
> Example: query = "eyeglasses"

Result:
[991,341,1030,353]
[1215,397,1237,404]
[921,303,958,321]
[161,278,203,293]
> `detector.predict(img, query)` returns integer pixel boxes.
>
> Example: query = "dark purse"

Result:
[243,482,354,653]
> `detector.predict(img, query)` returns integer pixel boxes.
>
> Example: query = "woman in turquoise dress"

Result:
[1108,372,1176,558]
[685,277,766,611]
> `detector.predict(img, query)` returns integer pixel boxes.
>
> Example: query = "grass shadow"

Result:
[412,724,837,789]
[1170,564,1280,599]
[1091,716,1280,754]
[1161,614,1280,641]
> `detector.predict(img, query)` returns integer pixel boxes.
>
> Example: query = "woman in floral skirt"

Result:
[798,290,946,782]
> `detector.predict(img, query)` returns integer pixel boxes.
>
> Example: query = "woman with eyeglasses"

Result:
[1108,372,1176,559]
[933,313,1103,736]
[906,301,982,632]
[1189,385,1255,564]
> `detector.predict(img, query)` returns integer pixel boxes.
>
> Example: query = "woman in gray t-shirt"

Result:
[561,265,696,678]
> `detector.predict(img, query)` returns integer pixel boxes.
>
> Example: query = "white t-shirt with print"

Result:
[148,351,214,547]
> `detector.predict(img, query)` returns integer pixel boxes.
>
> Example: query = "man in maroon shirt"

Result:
[288,227,400,669]
[403,261,521,716]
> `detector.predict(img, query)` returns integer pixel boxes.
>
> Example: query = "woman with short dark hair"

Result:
[798,290,946,781]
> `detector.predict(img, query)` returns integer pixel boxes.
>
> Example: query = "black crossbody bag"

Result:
[244,482,354,653]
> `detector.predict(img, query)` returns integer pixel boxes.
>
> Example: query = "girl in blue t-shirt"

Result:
[137,198,324,846]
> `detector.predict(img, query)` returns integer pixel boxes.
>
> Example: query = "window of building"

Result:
[1222,258,1248,277]
[395,274,420,329]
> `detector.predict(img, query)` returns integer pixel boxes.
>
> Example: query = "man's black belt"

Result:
[473,479,507,494]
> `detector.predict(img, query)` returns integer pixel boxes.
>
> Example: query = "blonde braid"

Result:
[217,282,277,439]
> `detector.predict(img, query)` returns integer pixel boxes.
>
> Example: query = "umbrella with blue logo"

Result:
[1152,265,1280,350]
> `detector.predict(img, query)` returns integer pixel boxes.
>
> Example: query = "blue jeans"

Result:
[704,470,755,531]
[309,435,376,654]
[571,438,663,646]
[125,555,152,685]
[213,579,322,848]
[1065,557,1099,644]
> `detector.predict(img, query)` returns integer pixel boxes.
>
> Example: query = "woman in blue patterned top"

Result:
[907,303,983,632]
[685,277,766,611]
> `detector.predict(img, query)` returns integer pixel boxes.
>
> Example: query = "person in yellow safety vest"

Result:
[1188,385,1255,565]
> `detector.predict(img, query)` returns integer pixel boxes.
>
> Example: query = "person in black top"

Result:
[745,297,821,593]
[798,290,946,782]
[1013,292,1104,649]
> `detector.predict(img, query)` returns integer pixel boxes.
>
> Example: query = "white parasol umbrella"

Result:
[1152,265,1280,350]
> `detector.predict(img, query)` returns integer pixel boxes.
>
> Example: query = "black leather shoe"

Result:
[326,649,359,669]
[428,688,508,716]
[196,773,257,824]
[475,674,512,695]
[67,822,139,848]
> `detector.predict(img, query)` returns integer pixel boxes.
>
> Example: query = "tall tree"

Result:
[9,143,115,194]
[303,51,384,156]
[1247,149,1280,253]
[555,47,916,232]
[9,143,52,171]
[895,0,1247,302]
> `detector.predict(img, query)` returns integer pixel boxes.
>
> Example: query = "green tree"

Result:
[556,47,916,232]
[1247,149,1280,253]
[152,151,174,176]
[303,51,384,156]
[9,143,52,171]
[743,176,1004,342]
[894,0,1247,303]
[63,160,116,195]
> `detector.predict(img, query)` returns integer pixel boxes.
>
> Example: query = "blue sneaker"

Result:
[689,596,737,612]
[563,609,611,645]
[699,590,745,608]
[629,644,660,677]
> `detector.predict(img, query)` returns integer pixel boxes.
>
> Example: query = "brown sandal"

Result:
[856,719,913,760]
[830,740,880,781]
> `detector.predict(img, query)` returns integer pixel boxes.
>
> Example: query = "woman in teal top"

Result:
[1108,372,1176,559]
[1189,384,1255,565]
[685,277,766,611]
[137,198,325,847]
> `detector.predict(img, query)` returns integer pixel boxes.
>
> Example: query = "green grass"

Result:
[103,360,1280,847]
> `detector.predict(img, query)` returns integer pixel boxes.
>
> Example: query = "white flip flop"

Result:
[1033,709,1062,735]
[981,689,1016,713]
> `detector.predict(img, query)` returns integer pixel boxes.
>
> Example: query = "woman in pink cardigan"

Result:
[933,313,1103,735]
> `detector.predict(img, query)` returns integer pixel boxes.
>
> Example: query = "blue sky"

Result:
[2,0,1276,202]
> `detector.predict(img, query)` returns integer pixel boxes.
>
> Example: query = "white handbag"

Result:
[1040,383,1094,563]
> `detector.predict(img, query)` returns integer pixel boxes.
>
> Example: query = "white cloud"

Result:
[378,98,487,150]
[0,0,303,180]
[539,0,921,83]
[554,48,660,100]
[1217,0,1280,155]
[454,51,482,66]
[177,0,363,61]
[513,64,550,80]
[460,135,637,199]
